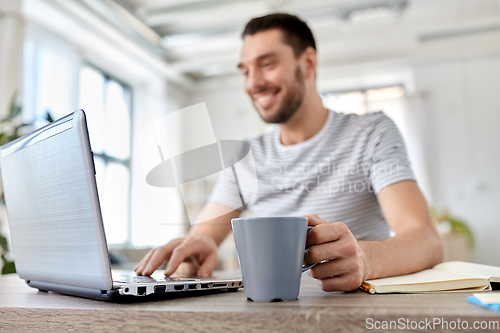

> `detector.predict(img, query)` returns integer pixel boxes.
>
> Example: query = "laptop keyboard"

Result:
[113,275,199,284]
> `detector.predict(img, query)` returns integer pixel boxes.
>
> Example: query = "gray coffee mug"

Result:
[231,216,316,302]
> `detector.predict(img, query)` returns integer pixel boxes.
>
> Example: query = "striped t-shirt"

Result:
[209,110,415,241]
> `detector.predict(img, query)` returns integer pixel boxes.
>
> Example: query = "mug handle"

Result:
[302,226,317,273]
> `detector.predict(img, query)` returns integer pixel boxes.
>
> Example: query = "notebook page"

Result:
[365,268,483,286]
[434,261,500,280]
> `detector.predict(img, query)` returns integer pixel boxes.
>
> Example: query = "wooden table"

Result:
[1,273,499,332]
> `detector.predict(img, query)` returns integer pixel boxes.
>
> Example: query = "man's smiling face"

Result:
[238,29,306,124]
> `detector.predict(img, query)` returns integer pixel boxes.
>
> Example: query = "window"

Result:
[24,33,133,246]
[321,86,406,115]
[23,26,80,127]
[321,84,432,200]
[321,85,408,151]
[79,66,132,246]
[22,26,182,250]
[321,85,409,148]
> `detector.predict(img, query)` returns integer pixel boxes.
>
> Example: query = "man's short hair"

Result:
[242,13,316,57]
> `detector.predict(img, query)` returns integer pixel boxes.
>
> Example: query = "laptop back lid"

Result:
[0,110,113,290]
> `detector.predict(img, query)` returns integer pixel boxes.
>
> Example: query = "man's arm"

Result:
[361,179,443,279]
[134,202,240,277]
[187,201,240,245]
[304,180,443,291]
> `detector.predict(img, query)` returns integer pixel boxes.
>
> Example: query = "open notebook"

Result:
[361,261,500,294]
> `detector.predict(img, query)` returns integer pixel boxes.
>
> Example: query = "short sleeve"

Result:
[208,139,256,211]
[368,113,415,194]
[209,166,246,211]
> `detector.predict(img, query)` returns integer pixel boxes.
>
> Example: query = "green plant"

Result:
[0,234,15,274]
[432,209,474,249]
[0,93,54,274]
[0,93,27,274]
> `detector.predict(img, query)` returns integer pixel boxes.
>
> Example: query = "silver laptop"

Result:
[0,109,242,301]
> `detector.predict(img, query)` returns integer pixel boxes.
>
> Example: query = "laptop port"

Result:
[137,286,147,296]
[188,284,197,290]
[213,283,227,288]
[200,283,210,289]
[174,285,184,291]
[154,285,166,293]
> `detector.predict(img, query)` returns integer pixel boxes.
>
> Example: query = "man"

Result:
[134,13,443,292]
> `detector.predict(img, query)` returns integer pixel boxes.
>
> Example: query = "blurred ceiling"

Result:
[76,0,500,80]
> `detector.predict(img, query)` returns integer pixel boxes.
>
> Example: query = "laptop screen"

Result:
[0,110,112,290]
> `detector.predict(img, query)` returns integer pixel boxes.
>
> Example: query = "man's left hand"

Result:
[304,214,367,292]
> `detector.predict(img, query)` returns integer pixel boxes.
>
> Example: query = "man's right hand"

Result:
[133,233,219,277]
[134,202,239,277]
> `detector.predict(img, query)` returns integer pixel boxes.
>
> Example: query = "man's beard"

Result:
[255,66,305,124]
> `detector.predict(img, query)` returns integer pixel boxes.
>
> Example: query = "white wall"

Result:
[0,0,24,251]
[0,0,23,116]
[413,55,500,266]
[188,76,271,142]
[185,78,271,266]
[130,83,186,248]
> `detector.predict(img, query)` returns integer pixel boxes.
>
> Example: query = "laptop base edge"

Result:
[27,280,120,302]
[26,279,243,303]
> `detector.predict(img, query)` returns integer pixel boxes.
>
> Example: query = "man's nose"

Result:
[245,69,266,94]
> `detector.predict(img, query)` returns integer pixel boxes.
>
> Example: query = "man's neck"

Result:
[279,93,328,145]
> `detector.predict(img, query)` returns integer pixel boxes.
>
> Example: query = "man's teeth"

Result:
[257,93,273,103]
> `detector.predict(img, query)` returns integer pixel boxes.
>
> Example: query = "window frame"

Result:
[81,63,134,248]
[321,85,406,115]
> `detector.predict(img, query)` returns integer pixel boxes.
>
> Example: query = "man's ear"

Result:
[301,47,317,80]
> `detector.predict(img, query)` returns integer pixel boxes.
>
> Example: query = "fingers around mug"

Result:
[307,258,353,280]
[316,273,363,292]
[304,242,341,264]
[306,222,346,248]
[302,262,317,273]
[302,226,317,272]
[303,214,328,226]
